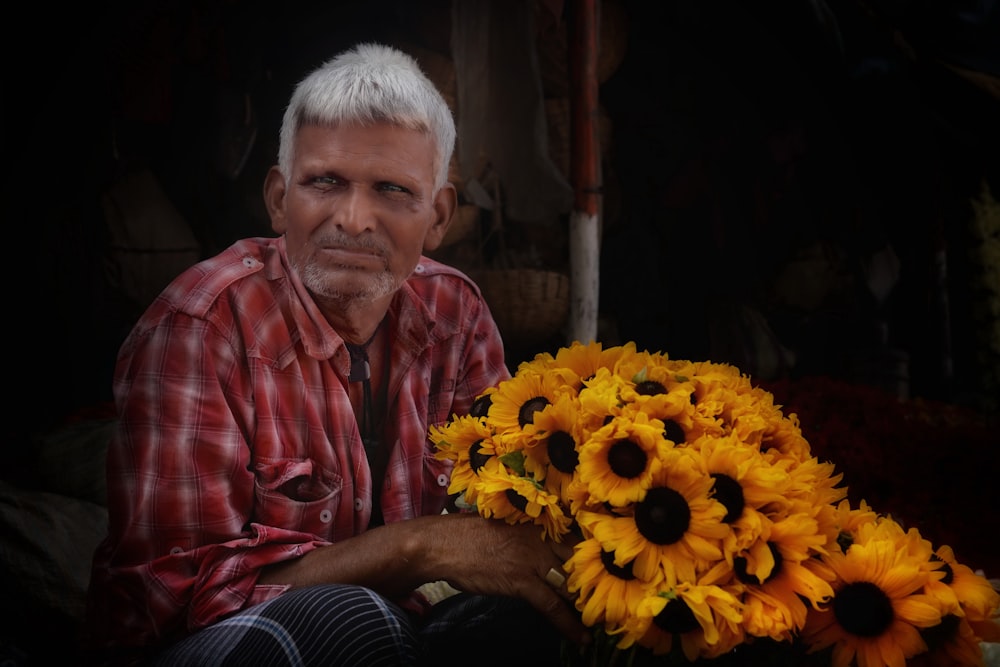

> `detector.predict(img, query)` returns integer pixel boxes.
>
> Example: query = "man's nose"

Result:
[331,188,377,235]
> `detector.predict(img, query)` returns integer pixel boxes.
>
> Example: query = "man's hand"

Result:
[258,512,589,645]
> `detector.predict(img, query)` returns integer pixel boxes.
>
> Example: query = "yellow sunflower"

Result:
[685,361,751,415]
[429,414,500,506]
[617,580,745,661]
[578,447,728,585]
[690,433,793,554]
[734,512,835,642]
[467,385,499,419]
[925,544,1000,623]
[511,349,556,375]
[802,517,944,667]
[552,339,642,389]
[487,367,573,435]
[905,542,1000,665]
[909,612,994,667]
[519,391,592,514]
[831,498,879,554]
[576,410,672,507]
[473,464,572,541]
[519,392,582,481]
[783,455,845,512]
[575,366,630,433]
[759,409,815,462]
[563,535,654,629]
[617,355,699,432]
[719,392,773,447]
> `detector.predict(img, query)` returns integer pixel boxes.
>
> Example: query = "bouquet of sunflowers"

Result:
[429,341,1000,666]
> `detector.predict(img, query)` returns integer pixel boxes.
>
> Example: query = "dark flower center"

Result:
[832,581,894,637]
[635,486,690,545]
[710,473,745,523]
[734,542,783,584]
[920,613,960,651]
[607,439,648,478]
[505,488,529,512]
[653,598,700,635]
[599,549,636,580]
[547,431,579,473]
[518,396,550,427]
[635,380,667,396]
[930,554,954,585]
[469,440,492,474]
[470,394,493,418]
[662,419,686,445]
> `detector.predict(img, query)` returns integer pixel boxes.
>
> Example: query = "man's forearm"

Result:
[256,514,446,596]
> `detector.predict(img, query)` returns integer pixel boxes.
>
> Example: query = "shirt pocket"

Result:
[253,458,343,537]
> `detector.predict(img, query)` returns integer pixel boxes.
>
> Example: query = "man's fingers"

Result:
[524,571,588,644]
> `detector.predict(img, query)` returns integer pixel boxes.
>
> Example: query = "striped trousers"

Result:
[151,585,565,666]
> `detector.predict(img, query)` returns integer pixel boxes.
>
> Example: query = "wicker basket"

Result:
[475,269,570,346]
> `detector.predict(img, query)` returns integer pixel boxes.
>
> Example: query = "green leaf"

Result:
[499,450,527,476]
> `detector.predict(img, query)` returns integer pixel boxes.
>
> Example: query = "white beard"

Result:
[297,260,398,302]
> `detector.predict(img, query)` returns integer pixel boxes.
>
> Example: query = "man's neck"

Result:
[314,293,393,346]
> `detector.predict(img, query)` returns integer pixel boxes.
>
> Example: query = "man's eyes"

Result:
[309,177,410,195]
[375,181,413,195]
[311,176,342,187]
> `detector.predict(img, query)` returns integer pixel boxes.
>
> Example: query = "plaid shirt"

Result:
[86,236,509,659]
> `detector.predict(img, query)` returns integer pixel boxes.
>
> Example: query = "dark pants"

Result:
[151,585,565,667]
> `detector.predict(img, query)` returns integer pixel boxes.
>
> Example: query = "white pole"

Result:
[566,0,601,345]
[568,210,600,343]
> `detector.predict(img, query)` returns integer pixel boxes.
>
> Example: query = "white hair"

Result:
[277,42,456,190]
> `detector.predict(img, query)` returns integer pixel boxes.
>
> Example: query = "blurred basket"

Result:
[476,269,570,346]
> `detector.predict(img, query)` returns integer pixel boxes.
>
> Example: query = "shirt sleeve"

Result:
[92,310,327,650]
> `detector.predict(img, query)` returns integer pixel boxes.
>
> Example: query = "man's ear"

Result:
[263,166,289,234]
[423,183,458,252]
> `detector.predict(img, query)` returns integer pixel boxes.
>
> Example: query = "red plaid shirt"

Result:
[86,236,509,658]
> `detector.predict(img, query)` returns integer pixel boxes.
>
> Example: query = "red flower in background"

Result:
[761,375,1000,578]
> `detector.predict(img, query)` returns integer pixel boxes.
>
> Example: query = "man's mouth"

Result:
[318,246,384,268]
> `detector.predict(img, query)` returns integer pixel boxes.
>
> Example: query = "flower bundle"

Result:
[430,341,1000,666]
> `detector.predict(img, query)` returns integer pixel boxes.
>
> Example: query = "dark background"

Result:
[6,0,999,434]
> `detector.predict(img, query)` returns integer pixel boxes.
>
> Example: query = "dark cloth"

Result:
[148,585,564,667]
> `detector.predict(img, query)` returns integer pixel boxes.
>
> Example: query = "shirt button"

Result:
[354,497,364,511]
[414,264,425,273]
[437,473,449,487]
[169,546,183,555]
[243,256,257,267]
[319,509,332,523]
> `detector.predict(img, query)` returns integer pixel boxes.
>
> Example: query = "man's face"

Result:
[269,122,452,304]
